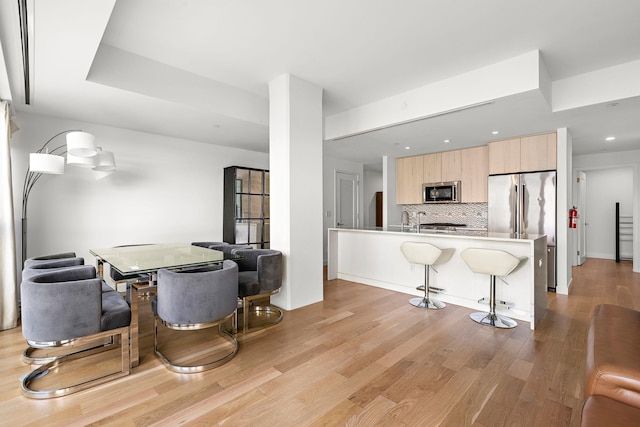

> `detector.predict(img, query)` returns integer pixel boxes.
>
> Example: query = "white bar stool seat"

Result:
[460,248,525,329]
[401,242,455,309]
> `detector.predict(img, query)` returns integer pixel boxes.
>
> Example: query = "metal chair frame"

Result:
[154,311,238,373]
[21,326,130,399]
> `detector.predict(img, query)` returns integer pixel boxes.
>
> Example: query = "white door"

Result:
[336,172,359,228]
[577,171,587,265]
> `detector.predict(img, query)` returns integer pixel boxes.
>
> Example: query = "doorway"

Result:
[577,171,587,265]
[335,171,359,228]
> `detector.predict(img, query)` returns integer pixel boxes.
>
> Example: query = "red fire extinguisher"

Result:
[569,206,578,229]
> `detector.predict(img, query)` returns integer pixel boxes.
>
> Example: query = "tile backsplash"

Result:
[402,203,488,229]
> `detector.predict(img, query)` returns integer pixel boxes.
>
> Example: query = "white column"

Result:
[269,74,324,310]
[556,127,571,295]
[382,155,402,227]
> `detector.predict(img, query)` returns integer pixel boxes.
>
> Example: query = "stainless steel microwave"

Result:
[422,181,461,203]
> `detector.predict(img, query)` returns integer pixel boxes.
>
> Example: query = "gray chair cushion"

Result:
[101,291,132,330]
[156,260,238,325]
[101,280,114,293]
[238,271,260,297]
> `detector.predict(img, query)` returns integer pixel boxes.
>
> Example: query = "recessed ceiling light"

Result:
[492,131,499,135]
[405,146,411,150]
[605,136,615,141]
[444,139,450,143]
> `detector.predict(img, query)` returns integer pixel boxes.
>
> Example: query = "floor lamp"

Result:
[21,130,116,266]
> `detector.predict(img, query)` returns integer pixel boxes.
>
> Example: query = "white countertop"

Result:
[330,226,546,242]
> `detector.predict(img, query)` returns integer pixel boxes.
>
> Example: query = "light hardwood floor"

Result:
[1,258,638,426]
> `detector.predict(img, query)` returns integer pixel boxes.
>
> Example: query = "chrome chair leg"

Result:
[469,275,517,329]
[409,265,445,309]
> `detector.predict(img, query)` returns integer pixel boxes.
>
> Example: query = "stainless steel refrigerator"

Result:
[488,171,556,290]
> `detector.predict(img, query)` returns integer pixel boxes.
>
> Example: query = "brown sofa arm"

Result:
[581,395,640,426]
[585,304,640,408]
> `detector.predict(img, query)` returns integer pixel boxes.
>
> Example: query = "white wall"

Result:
[555,128,572,294]
[574,149,640,272]
[322,155,364,263]
[583,168,634,259]
[11,112,269,269]
[363,168,382,227]
[383,155,403,227]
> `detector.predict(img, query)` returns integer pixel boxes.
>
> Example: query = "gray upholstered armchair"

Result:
[154,260,239,373]
[22,257,85,281]
[231,248,283,334]
[209,243,252,253]
[23,252,114,303]
[24,252,83,270]
[191,241,228,249]
[20,265,131,398]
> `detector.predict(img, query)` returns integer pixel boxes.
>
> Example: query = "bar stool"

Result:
[401,242,454,309]
[460,248,525,329]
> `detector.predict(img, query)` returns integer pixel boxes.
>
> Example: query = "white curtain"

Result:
[0,100,18,330]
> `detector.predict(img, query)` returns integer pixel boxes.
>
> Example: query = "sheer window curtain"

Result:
[0,100,18,330]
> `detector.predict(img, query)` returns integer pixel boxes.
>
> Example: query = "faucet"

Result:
[417,211,426,231]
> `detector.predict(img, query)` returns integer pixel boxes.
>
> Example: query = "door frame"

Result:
[334,170,360,229]
[573,164,639,273]
[576,171,587,265]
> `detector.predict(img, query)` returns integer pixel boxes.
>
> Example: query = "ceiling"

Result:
[1,0,639,170]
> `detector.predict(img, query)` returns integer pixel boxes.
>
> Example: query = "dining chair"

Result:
[24,252,83,270]
[20,265,131,398]
[209,243,252,253]
[191,241,228,249]
[231,248,283,334]
[153,260,239,373]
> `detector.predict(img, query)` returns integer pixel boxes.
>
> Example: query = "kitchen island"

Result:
[327,227,547,330]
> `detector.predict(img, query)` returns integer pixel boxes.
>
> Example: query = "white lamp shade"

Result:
[93,150,116,171]
[92,169,114,180]
[67,152,96,168]
[66,131,97,157]
[30,153,65,174]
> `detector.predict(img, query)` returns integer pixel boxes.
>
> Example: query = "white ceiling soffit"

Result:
[325,51,551,141]
[88,44,269,127]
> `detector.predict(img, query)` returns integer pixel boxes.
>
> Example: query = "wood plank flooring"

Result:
[0,258,638,426]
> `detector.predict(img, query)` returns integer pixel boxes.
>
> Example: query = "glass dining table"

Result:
[90,243,239,367]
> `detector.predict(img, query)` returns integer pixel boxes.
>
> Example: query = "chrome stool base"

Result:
[409,297,446,310]
[470,311,517,329]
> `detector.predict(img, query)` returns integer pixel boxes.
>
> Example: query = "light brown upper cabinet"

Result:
[441,150,462,182]
[460,146,488,202]
[489,132,556,175]
[423,152,442,184]
[488,137,521,175]
[520,132,557,172]
[396,147,485,205]
[396,155,424,204]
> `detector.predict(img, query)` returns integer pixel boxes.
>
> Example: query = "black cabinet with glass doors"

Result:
[223,166,270,248]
